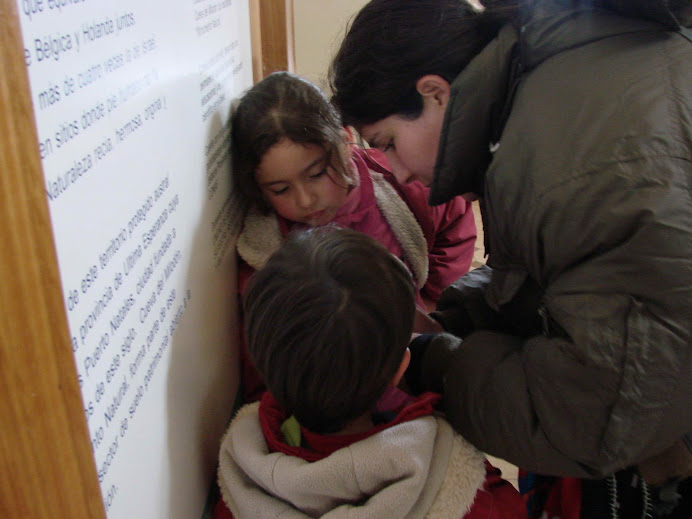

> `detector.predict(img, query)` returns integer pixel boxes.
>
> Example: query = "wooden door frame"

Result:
[0,1,106,517]
[0,0,294,516]
[249,0,295,82]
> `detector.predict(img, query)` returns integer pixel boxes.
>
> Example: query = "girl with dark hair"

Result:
[330,0,692,517]
[230,71,477,402]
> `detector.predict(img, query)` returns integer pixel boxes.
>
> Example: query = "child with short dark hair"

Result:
[215,227,524,519]
[231,71,477,402]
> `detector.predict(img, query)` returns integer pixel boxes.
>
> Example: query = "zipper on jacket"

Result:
[538,305,550,337]
[537,304,569,339]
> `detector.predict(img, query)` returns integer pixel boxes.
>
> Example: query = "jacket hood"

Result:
[598,0,692,27]
[429,0,691,205]
[218,403,487,519]
[518,0,690,71]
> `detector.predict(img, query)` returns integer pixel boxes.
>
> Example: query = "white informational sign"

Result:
[15,1,250,517]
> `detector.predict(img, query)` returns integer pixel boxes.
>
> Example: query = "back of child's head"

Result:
[231,71,351,213]
[243,227,416,433]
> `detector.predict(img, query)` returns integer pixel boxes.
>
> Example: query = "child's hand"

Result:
[413,306,444,334]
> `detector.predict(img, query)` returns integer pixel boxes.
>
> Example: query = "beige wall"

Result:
[293,0,369,91]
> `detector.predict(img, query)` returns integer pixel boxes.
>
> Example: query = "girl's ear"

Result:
[342,126,355,144]
[415,75,451,108]
[391,348,411,387]
[340,127,355,162]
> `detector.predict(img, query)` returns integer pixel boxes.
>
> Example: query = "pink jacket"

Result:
[362,148,476,301]
[236,147,476,401]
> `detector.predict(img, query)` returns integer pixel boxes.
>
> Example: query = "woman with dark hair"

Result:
[330,0,692,517]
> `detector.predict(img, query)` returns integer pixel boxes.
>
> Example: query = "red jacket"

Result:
[215,392,525,519]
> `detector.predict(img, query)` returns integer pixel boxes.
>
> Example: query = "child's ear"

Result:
[340,127,354,161]
[415,75,450,108]
[342,126,355,143]
[391,348,411,387]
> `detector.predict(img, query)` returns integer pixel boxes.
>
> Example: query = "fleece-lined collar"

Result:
[237,165,429,289]
[218,401,486,519]
[258,390,440,461]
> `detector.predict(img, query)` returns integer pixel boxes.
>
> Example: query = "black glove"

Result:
[406,333,463,395]
[406,334,435,395]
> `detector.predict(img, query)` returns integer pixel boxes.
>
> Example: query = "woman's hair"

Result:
[243,227,416,434]
[231,71,353,213]
[329,0,517,128]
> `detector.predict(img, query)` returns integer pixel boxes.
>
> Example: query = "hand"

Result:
[406,334,435,395]
[413,306,444,334]
[406,332,462,394]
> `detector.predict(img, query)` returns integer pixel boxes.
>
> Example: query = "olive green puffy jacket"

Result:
[427,0,692,478]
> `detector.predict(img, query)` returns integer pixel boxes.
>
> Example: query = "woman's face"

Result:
[359,93,446,187]
[255,139,350,226]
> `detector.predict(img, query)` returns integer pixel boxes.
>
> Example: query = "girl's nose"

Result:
[295,184,315,208]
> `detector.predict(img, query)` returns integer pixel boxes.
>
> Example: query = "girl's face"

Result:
[255,139,350,226]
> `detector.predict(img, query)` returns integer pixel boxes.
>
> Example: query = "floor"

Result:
[470,202,519,489]
[471,200,486,268]
[487,455,519,490]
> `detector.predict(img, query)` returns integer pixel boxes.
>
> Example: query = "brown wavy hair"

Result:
[231,71,354,214]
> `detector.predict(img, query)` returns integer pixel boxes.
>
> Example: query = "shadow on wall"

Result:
[166,108,241,519]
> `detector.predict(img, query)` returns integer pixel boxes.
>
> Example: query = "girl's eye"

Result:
[383,139,395,152]
[309,168,328,179]
[270,186,289,195]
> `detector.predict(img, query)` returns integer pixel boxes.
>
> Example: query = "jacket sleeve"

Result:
[237,258,255,296]
[393,176,477,303]
[427,277,594,474]
[237,258,266,402]
[464,461,526,519]
[365,147,478,303]
[213,498,235,519]
[422,163,692,478]
[422,195,477,302]
[419,329,603,477]
[431,265,504,337]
